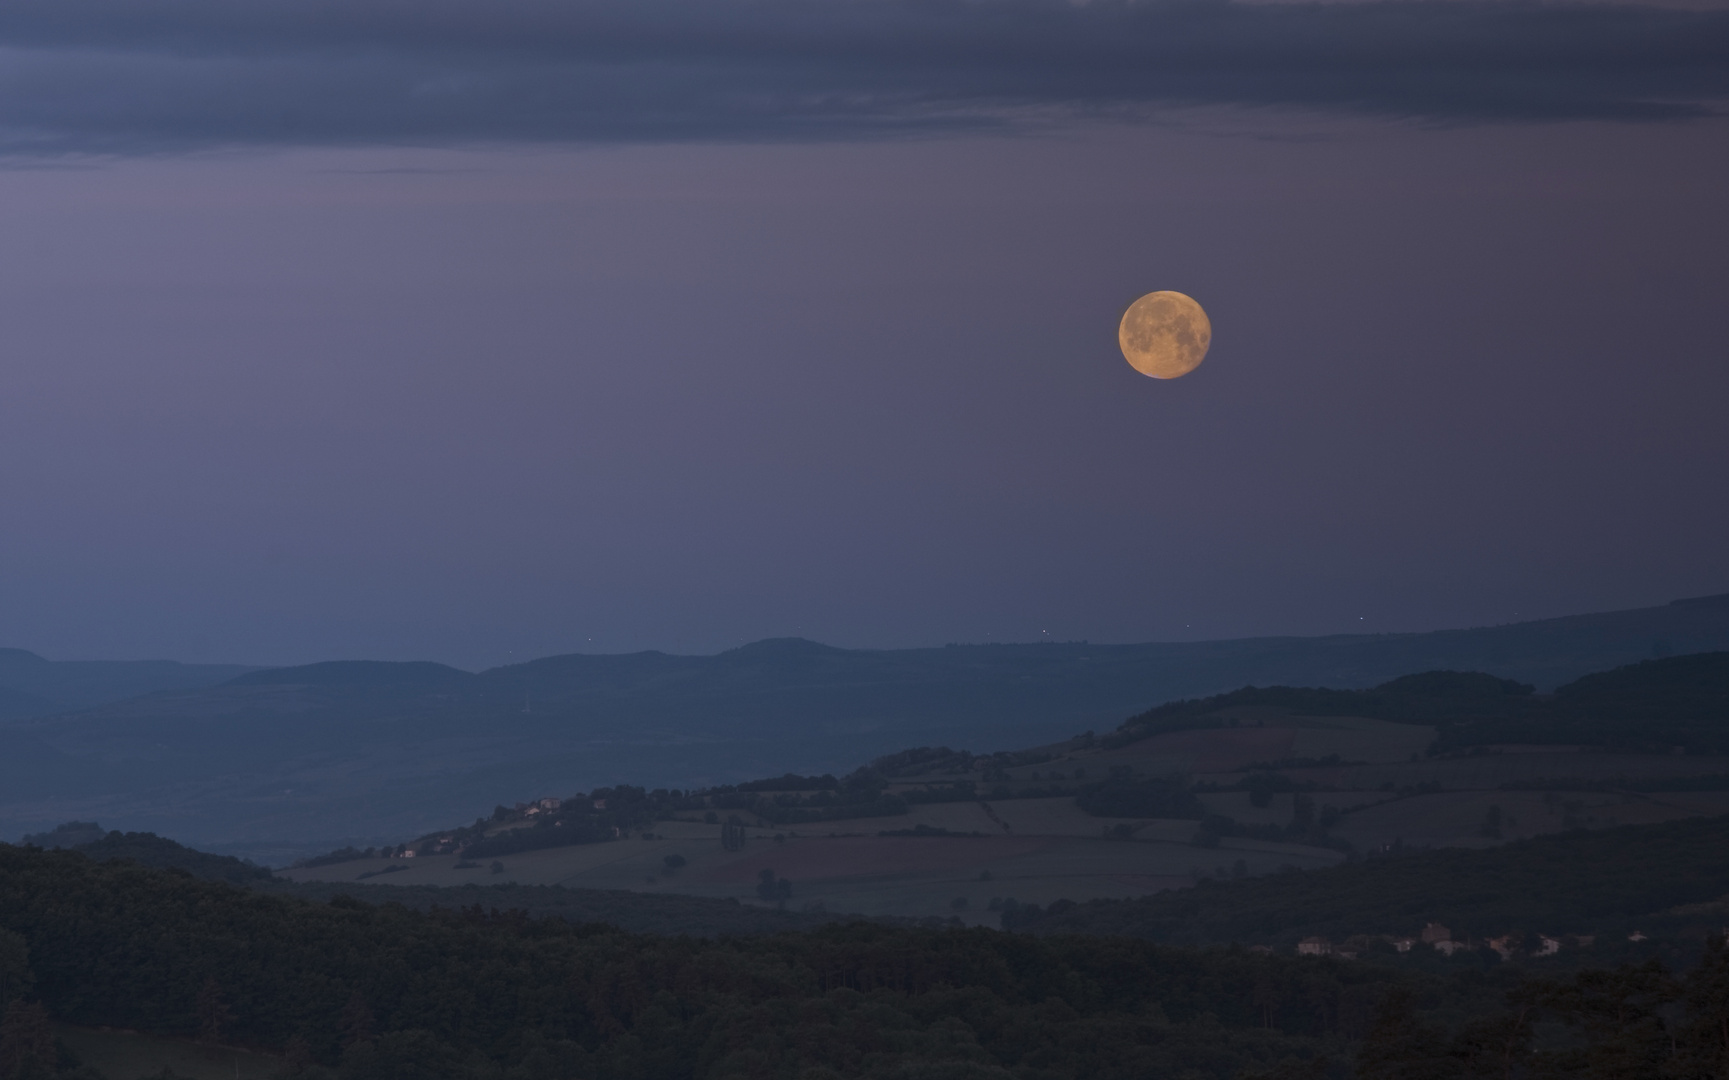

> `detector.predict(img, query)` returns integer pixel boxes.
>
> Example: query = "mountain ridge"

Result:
[4,592,1727,862]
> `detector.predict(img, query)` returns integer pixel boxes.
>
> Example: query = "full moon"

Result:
[1118,291,1211,379]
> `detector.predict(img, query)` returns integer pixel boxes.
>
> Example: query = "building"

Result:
[1297,937,1333,956]
[1421,922,1451,943]
[1391,937,1417,953]
[1434,940,1469,956]
[1537,936,1562,956]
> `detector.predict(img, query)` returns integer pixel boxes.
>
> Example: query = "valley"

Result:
[285,651,1729,924]
[5,592,1727,865]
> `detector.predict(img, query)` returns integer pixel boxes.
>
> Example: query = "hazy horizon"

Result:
[1,586,1724,670]
[1,1,1723,672]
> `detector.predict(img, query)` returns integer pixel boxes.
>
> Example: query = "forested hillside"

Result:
[4,843,1728,1080]
[1009,814,1729,951]
[0,844,1404,1079]
[1114,651,1729,754]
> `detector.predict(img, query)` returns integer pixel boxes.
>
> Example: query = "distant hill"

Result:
[0,647,258,719]
[18,820,109,848]
[273,647,1729,924]
[2,592,1727,862]
[78,830,275,885]
[228,659,475,688]
[1116,651,1729,754]
[17,825,842,935]
[20,820,273,885]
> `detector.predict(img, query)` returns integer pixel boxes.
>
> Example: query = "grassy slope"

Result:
[45,831,850,937]
[264,879,846,936]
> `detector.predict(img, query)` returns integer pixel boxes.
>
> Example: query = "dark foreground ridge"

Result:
[4,841,1729,1080]
[23,827,847,938]
[0,841,1399,1078]
[1008,813,1729,951]
[41,811,1729,958]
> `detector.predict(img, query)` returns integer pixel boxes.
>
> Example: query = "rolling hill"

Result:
[0,648,256,720]
[3,592,1726,863]
[279,651,1729,926]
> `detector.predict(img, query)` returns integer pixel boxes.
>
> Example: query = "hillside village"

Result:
[1289,922,1597,960]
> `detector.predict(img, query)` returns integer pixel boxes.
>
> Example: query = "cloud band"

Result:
[1,0,1725,152]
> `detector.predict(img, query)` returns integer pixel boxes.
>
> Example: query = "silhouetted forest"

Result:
[1350,944,1729,1080]
[0,844,1420,1079]
[1009,814,1729,951]
[3,843,1728,1079]
[1110,652,1729,755]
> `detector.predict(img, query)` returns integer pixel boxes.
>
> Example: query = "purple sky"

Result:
[1,2,1726,668]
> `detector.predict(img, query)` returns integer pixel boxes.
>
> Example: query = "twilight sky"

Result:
[0,0,1725,668]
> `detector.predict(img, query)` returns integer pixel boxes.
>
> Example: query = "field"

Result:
[285,804,1343,922]
[287,691,1729,922]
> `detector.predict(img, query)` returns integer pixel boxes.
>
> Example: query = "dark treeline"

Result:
[1073,774,1204,820]
[57,830,275,887]
[1009,814,1729,951]
[57,813,1729,958]
[4,844,1728,1079]
[1110,652,1729,755]
[264,880,846,938]
[1351,945,1729,1080]
[4,844,1420,1079]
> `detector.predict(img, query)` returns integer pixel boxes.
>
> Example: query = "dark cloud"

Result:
[0,0,1724,151]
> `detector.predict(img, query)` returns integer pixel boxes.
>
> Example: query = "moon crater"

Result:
[1118,291,1211,379]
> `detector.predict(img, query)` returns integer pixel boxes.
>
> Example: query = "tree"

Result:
[1442,984,1536,1080]
[0,1000,53,1080]
[0,932,31,1008]
[282,1034,315,1074]
[1251,977,1284,1031]
[755,869,791,905]
[196,976,231,1043]
[721,817,747,852]
[1671,934,1729,1079]
[341,1029,464,1080]
[339,992,375,1049]
[1536,960,1676,1077]
[1354,988,1457,1080]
